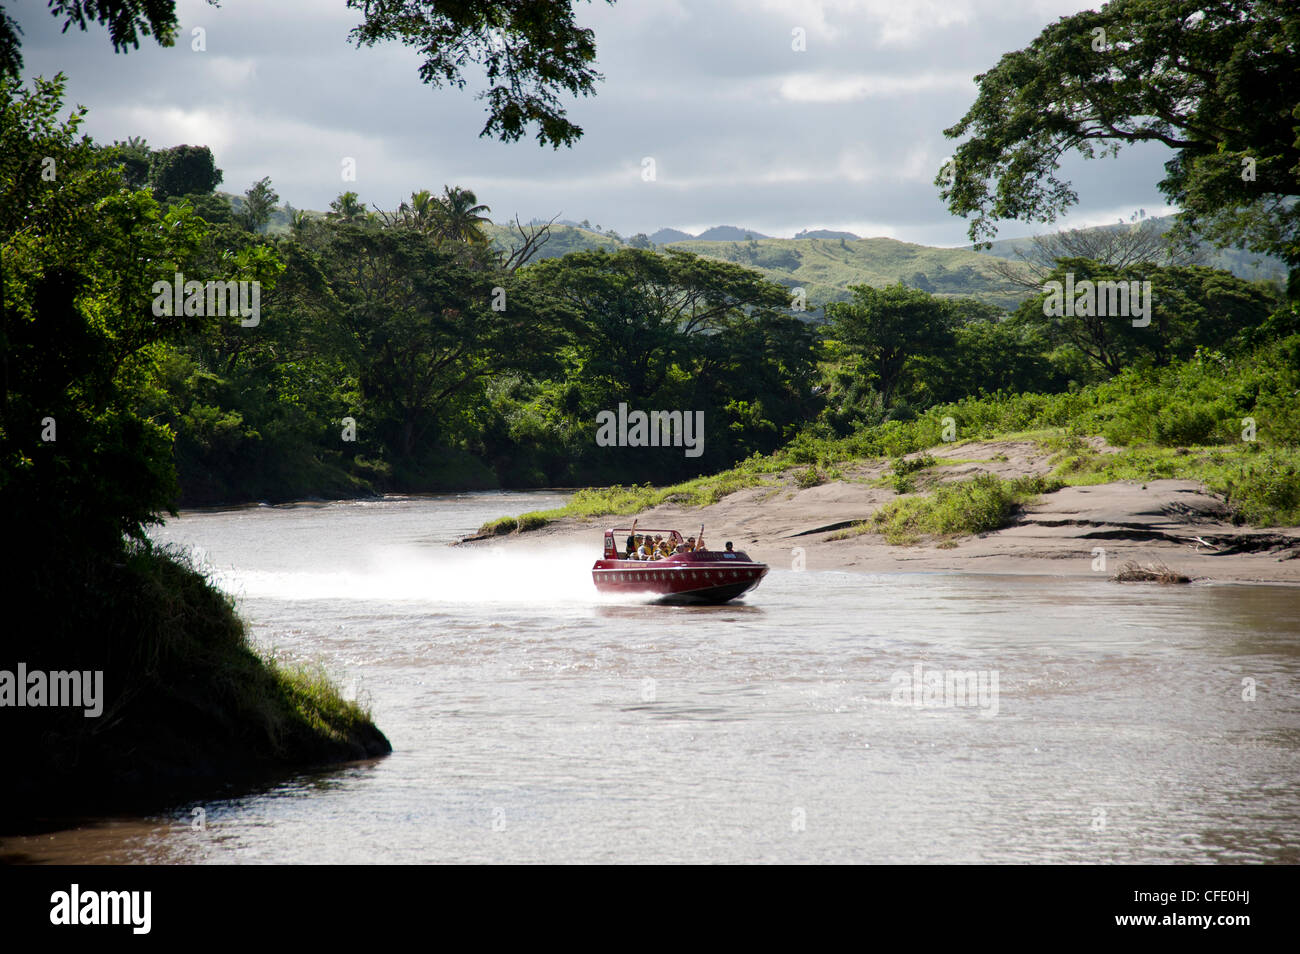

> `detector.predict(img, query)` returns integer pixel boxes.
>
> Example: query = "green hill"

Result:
[483,225,1029,312]
[971,215,1289,285]
[663,236,1028,311]
[483,221,623,260]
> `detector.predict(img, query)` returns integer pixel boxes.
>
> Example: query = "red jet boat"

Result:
[592,528,768,604]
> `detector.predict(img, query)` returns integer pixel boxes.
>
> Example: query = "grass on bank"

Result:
[11,540,387,813]
[269,659,376,746]
[477,335,1300,539]
[476,467,777,535]
[133,542,378,759]
[1049,439,1300,525]
[829,474,1063,544]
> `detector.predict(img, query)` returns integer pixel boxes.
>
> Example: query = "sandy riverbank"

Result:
[465,440,1300,586]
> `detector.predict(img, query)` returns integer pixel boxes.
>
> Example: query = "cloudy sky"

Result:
[14,0,1176,246]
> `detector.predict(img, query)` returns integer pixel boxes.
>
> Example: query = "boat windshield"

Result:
[612,528,683,544]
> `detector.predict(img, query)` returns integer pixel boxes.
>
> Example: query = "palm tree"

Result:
[408,189,440,232]
[326,191,368,224]
[289,209,313,240]
[435,185,491,244]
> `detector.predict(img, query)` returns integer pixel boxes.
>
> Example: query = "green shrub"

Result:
[893,453,937,476]
[1152,401,1231,445]
[1215,453,1300,525]
[796,466,826,488]
[872,473,1059,543]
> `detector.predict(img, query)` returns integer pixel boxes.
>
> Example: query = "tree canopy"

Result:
[236,176,280,233]
[0,73,268,554]
[824,284,957,409]
[1010,257,1277,373]
[347,0,613,147]
[149,143,222,198]
[939,0,1300,282]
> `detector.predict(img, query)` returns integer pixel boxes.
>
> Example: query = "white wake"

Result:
[207,542,606,604]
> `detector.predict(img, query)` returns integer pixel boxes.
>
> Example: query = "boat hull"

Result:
[591,556,768,605]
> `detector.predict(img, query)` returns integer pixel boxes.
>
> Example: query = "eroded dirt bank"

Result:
[466,441,1300,585]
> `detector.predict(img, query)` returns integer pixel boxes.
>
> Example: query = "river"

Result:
[7,491,1299,863]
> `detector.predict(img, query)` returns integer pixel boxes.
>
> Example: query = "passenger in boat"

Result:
[685,536,696,551]
[694,534,707,552]
[625,521,639,559]
[674,542,687,554]
[725,541,734,553]
[636,538,651,560]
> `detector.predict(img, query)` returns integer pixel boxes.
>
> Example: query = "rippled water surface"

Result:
[8,492,1300,864]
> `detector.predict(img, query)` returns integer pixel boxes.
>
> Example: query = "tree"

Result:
[824,284,956,408]
[916,313,1064,403]
[906,270,935,293]
[0,73,249,555]
[0,8,20,78]
[289,208,314,240]
[391,188,440,232]
[312,225,566,462]
[1011,258,1278,374]
[106,135,151,189]
[496,214,557,271]
[435,185,491,244]
[523,247,816,475]
[149,144,222,199]
[380,186,500,261]
[180,191,234,225]
[527,247,792,402]
[236,176,280,233]
[346,0,613,147]
[689,300,822,461]
[989,217,1206,291]
[151,226,338,503]
[938,0,1300,286]
[0,71,387,796]
[326,191,369,223]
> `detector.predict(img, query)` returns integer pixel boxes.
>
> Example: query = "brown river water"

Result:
[6,491,1299,863]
